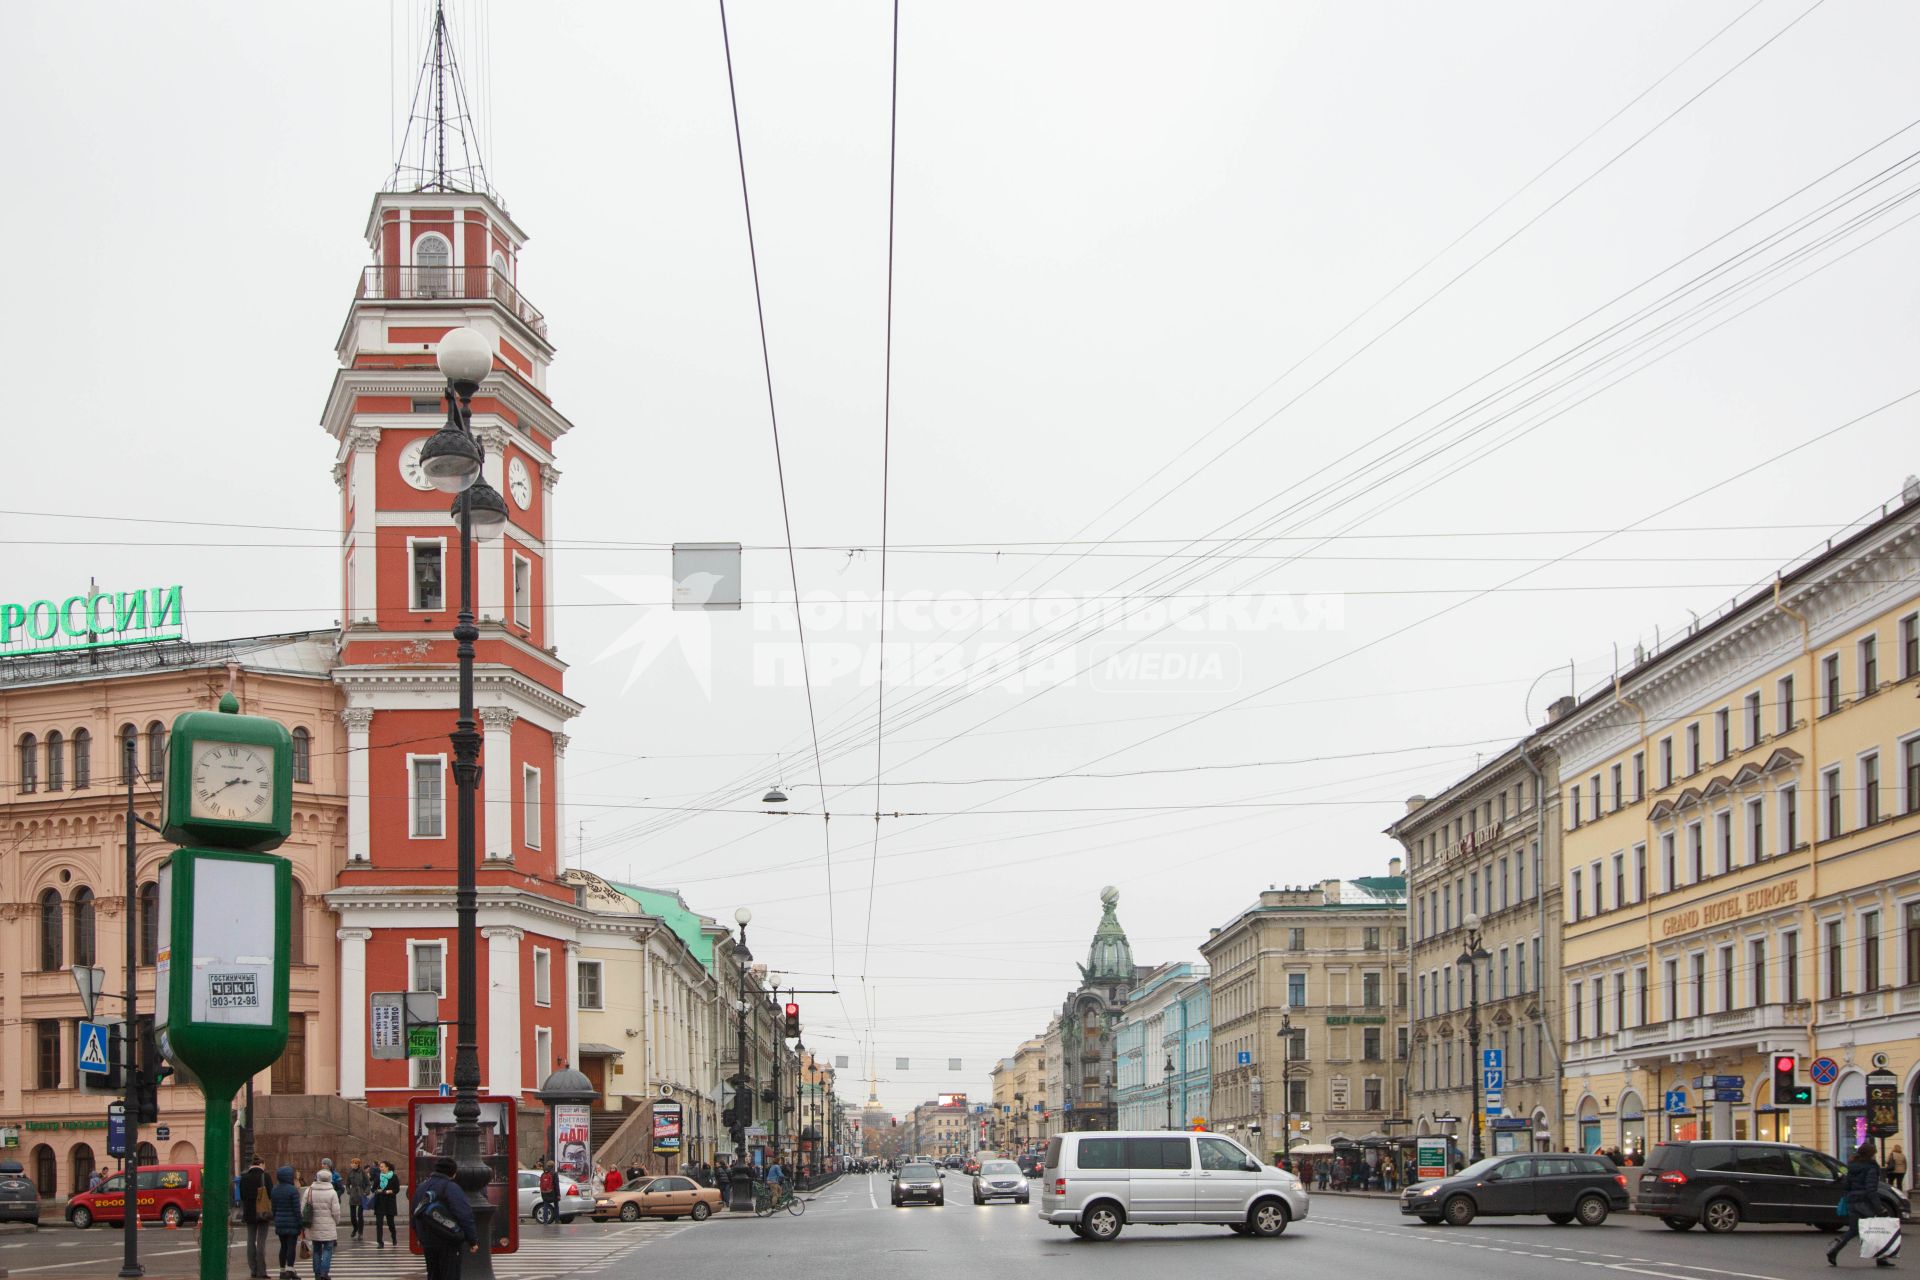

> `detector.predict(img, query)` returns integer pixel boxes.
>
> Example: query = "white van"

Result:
[1037,1131,1309,1241]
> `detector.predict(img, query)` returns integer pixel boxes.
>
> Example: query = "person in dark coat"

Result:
[372,1160,400,1247]
[268,1165,304,1280]
[1829,1143,1895,1268]
[411,1156,478,1280]
[238,1156,273,1280]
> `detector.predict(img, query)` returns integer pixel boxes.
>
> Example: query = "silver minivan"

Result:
[1037,1131,1309,1241]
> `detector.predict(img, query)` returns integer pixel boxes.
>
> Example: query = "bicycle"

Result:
[753,1183,806,1217]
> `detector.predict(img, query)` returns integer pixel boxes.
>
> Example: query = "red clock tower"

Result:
[321,9,585,1108]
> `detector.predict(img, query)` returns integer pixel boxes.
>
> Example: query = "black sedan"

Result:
[1401,1153,1628,1226]
[0,1161,39,1225]
[892,1161,945,1207]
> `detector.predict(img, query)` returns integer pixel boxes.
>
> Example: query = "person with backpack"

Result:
[538,1159,560,1224]
[269,1166,304,1280]
[238,1155,273,1280]
[412,1155,478,1280]
[371,1160,399,1248]
[302,1167,341,1279]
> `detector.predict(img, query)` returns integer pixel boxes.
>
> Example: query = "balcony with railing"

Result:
[356,264,548,339]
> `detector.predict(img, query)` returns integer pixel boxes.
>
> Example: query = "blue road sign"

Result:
[1713,1075,1743,1089]
[1483,1049,1503,1071]
[1708,1091,1745,1104]
[1665,1089,1688,1113]
[106,1104,127,1158]
[78,1021,112,1076]
[1238,1050,1252,1066]
[1811,1057,1841,1086]
[1484,1067,1506,1092]
[438,1082,451,1098]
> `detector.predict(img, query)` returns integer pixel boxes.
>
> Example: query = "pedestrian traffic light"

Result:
[783,1002,800,1039]
[1774,1054,1812,1105]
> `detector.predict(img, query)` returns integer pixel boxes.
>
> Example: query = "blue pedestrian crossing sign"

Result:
[1665,1089,1688,1114]
[78,1022,112,1075]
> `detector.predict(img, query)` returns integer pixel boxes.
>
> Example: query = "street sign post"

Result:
[107,1103,128,1159]
[1665,1089,1689,1114]
[79,1021,112,1075]
[1483,1048,1505,1118]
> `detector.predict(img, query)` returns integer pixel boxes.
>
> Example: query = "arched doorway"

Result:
[32,1144,55,1196]
[1577,1097,1601,1153]
[136,1142,158,1165]
[69,1144,95,1195]
[1619,1091,1646,1161]
[1532,1108,1553,1152]
[169,1141,198,1165]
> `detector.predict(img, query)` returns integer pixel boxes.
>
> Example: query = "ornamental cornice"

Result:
[477,706,519,729]
[475,424,511,453]
[346,427,384,452]
[332,665,582,723]
[321,368,574,454]
[551,732,570,755]
[340,708,376,732]
[540,466,560,492]
[482,925,525,942]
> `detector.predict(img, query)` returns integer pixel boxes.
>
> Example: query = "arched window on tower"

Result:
[415,233,452,298]
[72,887,96,968]
[292,727,311,784]
[72,728,91,789]
[38,888,63,970]
[45,731,63,791]
[18,733,37,793]
[138,881,160,965]
[147,721,167,782]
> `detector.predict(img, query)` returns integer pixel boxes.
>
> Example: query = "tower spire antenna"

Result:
[390,0,496,201]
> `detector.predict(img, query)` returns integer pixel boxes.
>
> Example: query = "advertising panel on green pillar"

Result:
[152,693,295,1280]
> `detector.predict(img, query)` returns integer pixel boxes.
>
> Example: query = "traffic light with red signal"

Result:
[1774,1053,1812,1105]
[783,1002,801,1039]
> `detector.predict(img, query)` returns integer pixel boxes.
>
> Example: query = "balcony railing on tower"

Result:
[357,265,548,339]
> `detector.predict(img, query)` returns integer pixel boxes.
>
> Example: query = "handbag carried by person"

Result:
[1860,1218,1902,1261]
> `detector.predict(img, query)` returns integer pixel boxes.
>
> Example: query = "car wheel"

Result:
[1081,1201,1124,1241]
[1444,1195,1477,1227]
[1018,1195,1030,1205]
[692,1202,712,1221]
[70,1207,93,1230]
[619,1202,642,1222]
[1701,1198,1741,1234]
[1249,1199,1291,1238]
[1662,1216,1695,1231]
[532,1203,554,1225]
[1575,1194,1609,1227]
[1069,1224,1087,1238]
[160,1205,183,1228]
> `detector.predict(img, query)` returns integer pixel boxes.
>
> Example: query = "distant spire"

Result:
[389,0,495,200]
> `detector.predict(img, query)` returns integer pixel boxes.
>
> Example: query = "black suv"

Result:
[1636,1141,1904,1233]
[891,1162,945,1207]
[1401,1153,1628,1226]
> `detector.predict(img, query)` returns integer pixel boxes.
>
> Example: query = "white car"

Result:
[517,1169,595,1223]
[1037,1131,1310,1241]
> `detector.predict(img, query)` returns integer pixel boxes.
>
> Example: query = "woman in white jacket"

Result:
[302,1171,342,1280]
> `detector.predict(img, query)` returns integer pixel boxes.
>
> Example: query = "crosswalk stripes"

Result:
[316,1220,688,1280]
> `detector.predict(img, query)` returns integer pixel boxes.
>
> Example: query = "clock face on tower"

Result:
[508,457,532,509]
[399,439,435,491]
[188,740,277,823]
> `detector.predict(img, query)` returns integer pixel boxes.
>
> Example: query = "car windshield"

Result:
[1455,1157,1502,1180]
[982,1161,1019,1176]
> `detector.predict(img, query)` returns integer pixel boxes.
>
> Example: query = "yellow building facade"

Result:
[1540,495,1920,1159]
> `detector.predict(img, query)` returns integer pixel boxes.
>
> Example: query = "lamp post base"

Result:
[462,1203,498,1280]
[728,1166,757,1212]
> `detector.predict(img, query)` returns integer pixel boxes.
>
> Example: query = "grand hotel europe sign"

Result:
[0,585,184,656]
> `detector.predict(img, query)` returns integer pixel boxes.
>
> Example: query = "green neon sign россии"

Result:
[0,585,183,655]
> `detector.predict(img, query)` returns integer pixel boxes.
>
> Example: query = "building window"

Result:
[1902,613,1919,680]
[534,1026,553,1075]
[1287,973,1305,1008]
[1687,822,1703,883]
[1396,1026,1408,1060]
[577,960,603,1011]
[1660,738,1673,788]
[1633,751,1645,800]
[46,730,63,791]
[1906,903,1920,986]
[1663,959,1678,1020]
[1516,940,1528,993]
[1498,857,1510,909]
[513,554,533,629]
[71,888,96,968]
[72,728,90,789]
[1906,736,1920,815]
[1570,869,1583,921]
[1636,965,1650,1024]
[1287,1079,1308,1114]
[36,1019,60,1089]
[1611,764,1623,810]
[1778,675,1795,733]
[38,889,63,970]
[410,940,445,996]
[292,727,311,784]
[1613,853,1625,908]
[1823,653,1842,715]
[18,733,37,793]
[1614,972,1626,1030]
[411,1035,444,1089]
[1287,928,1305,952]
[1715,708,1730,762]
[146,721,166,782]
[1362,1027,1382,1061]
[523,765,542,849]
[1686,723,1700,775]
[138,882,159,965]
[410,756,446,838]
[1715,811,1732,875]
[1745,692,1762,747]
[1782,783,1799,851]
[1864,911,1882,993]
[1690,953,1705,1016]
[1719,944,1734,1012]
[1826,921,1844,999]
[1751,939,1767,1006]
[1589,860,1602,915]
[1660,833,1675,891]
[414,232,452,297]
[1363,1076,1383,1111]
[1783,929,1800,1002]
[1823,766,1843,838]
[1570,982,1583,1039]
[533,947,551,1007]
[410,539,446,611]
[1862,753,1882,827]
[1860,635,1879,697]
[1590,774,1601,820]
[1362,972,1382,1007]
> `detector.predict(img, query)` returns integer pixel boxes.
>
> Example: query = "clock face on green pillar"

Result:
[162,701,294,852]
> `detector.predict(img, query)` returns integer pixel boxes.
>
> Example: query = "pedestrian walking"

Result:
[303,1168,341,1279]
[269,1166,304,1280]
[412,1156,479,1280]
[538,1159,560,1223]
[1828,1143,1896,1268]
[1889,1143,1908,1192]
[372,1160,400,1248]
[239,1155,273,1279]
[343,1158,370,1241]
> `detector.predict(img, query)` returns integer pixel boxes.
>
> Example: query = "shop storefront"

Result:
[1618,1093,1646,1160]
[1834,1074,1868,1156]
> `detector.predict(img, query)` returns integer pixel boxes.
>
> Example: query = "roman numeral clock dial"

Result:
[188,741,275,822]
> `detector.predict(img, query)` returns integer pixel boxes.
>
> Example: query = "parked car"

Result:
[67,1165,203,1229]
[516,1168,595,1223]
[892,1162,945,1207]
[1037,1131,1309,1242]
[973,1159,1030,1205]
[1635,1141,1907,1234]
[0,1161,39,1225]
[1399,1153,1627,1226]
[592,1175,722,1222]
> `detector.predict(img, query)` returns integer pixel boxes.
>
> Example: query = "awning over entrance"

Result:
[577,1042,625,1057]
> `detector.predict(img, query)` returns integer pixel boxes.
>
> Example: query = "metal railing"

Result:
[356,265,548,338]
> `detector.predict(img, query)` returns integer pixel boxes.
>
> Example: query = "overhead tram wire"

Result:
[715,0,840,978]
[863,0,902,994]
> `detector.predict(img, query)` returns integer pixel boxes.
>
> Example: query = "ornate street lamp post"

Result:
[1458,913,1491,1164]
[1163,1054,1175,1130]
[1279,1012,1293,1160]
[728,907,755,1211]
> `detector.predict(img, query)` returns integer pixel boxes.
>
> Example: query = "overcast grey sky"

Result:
[6,0,1918,1114]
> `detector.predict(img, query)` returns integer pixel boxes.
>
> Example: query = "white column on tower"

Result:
[551,732,570,871]
[484,926,524,1095]
[540,466,560,650]
[476,424,508,623]
[341,708,374,861]
[478,706,517,861]
[338,928,373,1099]
[564,940,582,1070]
[347,428,380,623]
